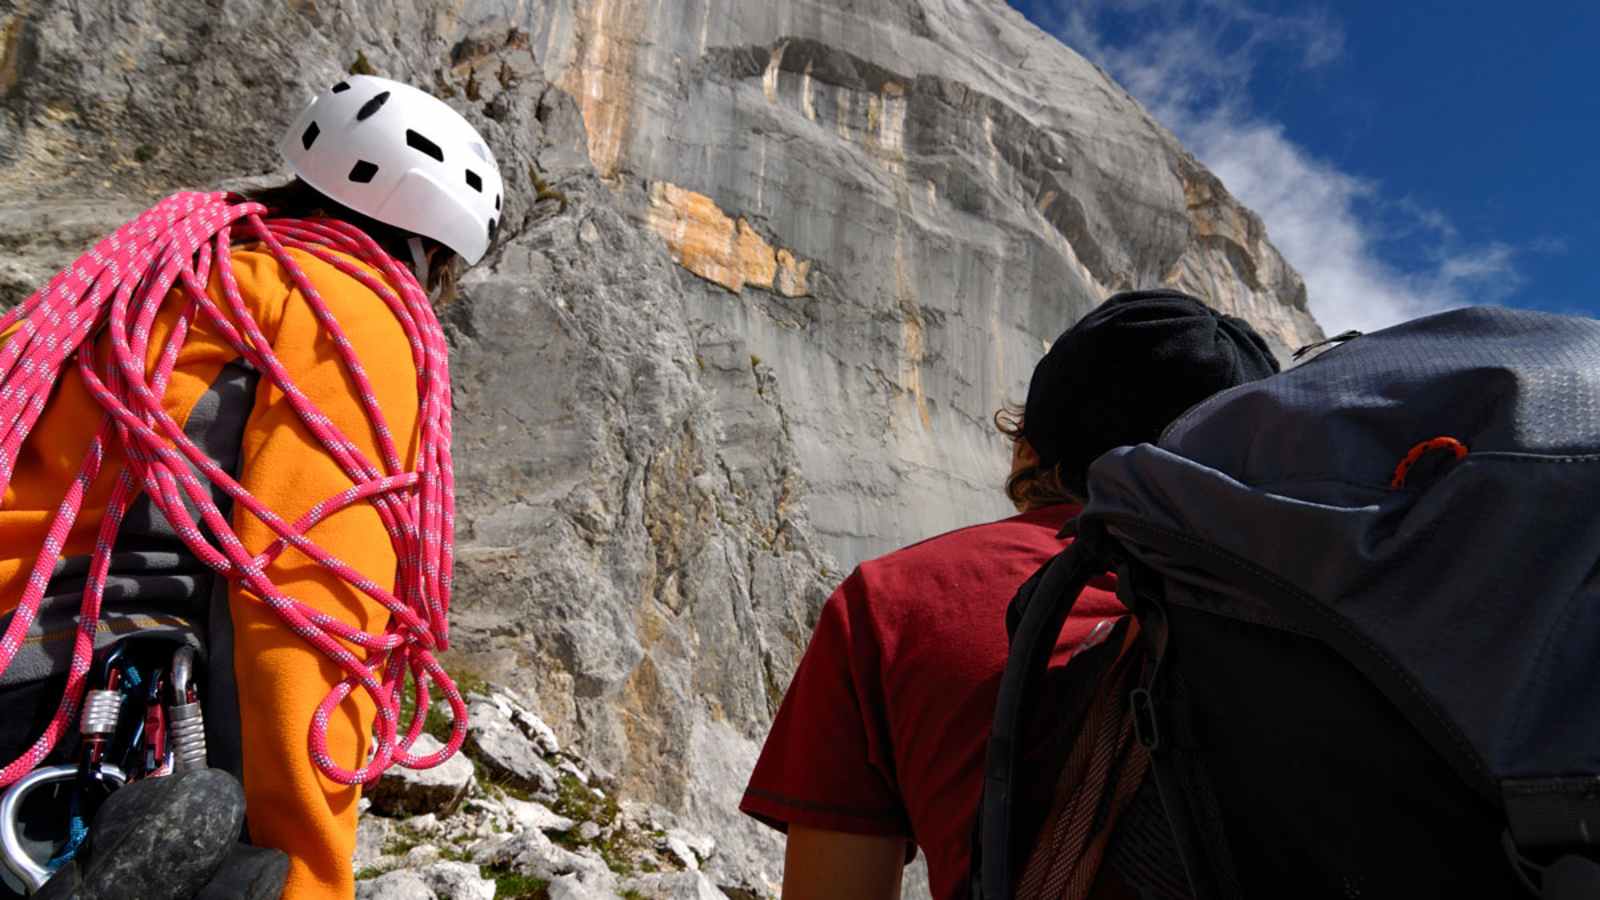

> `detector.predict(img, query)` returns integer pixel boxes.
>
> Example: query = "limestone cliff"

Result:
[526,0,1318,570]
[0,0,1321,895]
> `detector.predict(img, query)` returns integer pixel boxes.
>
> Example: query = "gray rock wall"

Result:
[525,0,1319,568]
[0,0,1321,895]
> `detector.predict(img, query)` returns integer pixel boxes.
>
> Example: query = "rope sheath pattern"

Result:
[0,192,463,788]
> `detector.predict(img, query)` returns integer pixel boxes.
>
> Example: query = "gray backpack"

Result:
[978,307,1600,898]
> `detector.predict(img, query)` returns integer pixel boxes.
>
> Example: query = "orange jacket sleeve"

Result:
[223,246,420,900]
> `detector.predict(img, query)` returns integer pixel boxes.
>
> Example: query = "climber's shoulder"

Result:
[216,243,409,361]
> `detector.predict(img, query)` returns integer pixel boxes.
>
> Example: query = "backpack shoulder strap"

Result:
[977,524,1112,899]
[1129,588,1238,900]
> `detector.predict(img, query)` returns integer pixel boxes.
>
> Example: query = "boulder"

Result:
[503,796,579,835]
[548,873,622,900]
[662,833,700,871]
[415,861,497,900]
[621,871,730,900]
[466,695,562,799]
[355,870,435,900]
[666,828,717,867]
[353,816,397,875]
[475,828,612,884]
[365,735,475,818]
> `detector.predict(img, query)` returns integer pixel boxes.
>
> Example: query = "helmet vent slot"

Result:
[487,218,498,243]
[300,122,320,150]
[331,81,351,93]
[465,170,483,192]
[348,160,380,184]
[494,194,501,211]
[356,91,391,121]
[405,130,444,162]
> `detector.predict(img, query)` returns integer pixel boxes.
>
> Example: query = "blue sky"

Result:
[1006,0,1600,335]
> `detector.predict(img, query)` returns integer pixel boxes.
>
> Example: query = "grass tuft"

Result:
[486,865,551,899]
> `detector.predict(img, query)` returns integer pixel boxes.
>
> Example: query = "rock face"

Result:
[0,0,1322,895]
[523,0,1320,569]
[366,734,477,818]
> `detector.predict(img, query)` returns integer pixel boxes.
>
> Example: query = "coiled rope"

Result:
[0,191,462,787]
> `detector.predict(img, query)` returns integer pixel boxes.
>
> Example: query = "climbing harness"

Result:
[0,192,465,799]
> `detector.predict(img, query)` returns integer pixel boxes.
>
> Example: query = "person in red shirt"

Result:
[740,290,1281,900]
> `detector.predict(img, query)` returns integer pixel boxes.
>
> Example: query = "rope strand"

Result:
[0,192,462,787]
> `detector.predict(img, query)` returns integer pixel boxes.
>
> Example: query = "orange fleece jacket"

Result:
[0,244,421,900]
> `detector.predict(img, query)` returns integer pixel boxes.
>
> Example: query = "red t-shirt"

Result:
[740,504,1125,900]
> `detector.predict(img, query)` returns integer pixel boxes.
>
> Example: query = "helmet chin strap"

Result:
[406,236,442,303]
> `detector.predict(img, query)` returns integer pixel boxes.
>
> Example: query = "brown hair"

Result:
[994,403,1079,511]
[240,179,463,305]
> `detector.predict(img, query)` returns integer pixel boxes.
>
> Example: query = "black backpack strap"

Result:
[976,524,1111,900]
[1125,571,1238,900]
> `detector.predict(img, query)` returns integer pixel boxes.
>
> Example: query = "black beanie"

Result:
[1022,289,1279,497]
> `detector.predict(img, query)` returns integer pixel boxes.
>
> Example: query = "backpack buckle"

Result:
[1130,687,1160,751]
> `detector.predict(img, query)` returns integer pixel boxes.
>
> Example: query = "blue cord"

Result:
[45,793,88,872]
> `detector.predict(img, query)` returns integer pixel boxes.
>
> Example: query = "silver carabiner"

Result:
[0,763,126,894]
[167,646,206,772]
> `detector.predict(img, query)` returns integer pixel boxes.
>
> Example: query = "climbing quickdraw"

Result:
[0,641,207,893]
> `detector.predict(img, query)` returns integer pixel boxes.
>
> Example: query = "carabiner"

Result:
[167,646,205,772]
[140,670,171,778]
[0,764,126,893]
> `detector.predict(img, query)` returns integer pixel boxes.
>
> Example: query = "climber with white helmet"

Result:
[0,74,499,899]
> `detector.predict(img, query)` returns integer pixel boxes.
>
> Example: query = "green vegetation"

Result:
[451,669,491,699]
[396,679,456,744]
[439,846,472,863]
[554,772,617,826]
[541,772,679,876]
[381,824,426,857]
[349,51,377,76]
[486,865,551,900]
[391,664,492,745]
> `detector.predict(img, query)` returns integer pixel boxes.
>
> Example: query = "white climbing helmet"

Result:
[279,74,503,265]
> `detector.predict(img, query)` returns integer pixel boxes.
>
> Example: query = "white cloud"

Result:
[1031,1,1521,336]
[1178,112,1518,334]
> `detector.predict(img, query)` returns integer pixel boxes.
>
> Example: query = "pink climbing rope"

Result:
[0,191,463,788]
